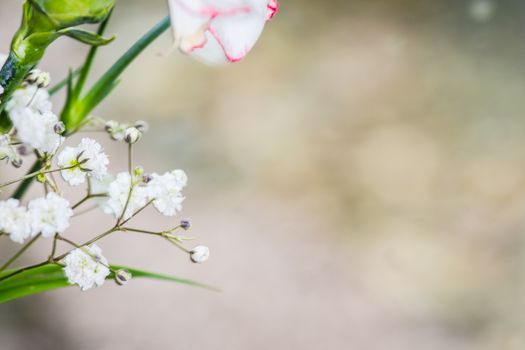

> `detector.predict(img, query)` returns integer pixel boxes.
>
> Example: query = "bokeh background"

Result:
[2,0,525,349]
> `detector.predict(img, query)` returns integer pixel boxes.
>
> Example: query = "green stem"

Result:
[72,193,107,210]
[72,13,112,100]
[1,165,76,189]
[0,52,35,115]
[48,67,81,96]
[12,159,41,200]
[0,233,41,272]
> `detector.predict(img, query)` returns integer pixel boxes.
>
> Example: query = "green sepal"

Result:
[58,28,115,46]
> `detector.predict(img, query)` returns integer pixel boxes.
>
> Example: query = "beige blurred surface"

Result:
[2,0,525,349]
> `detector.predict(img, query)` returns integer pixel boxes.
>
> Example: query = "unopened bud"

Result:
[54,122,65,134]
[11,158,23,168]
[134,120,149,132]
[25,69,41,84]
[190,245,210,263]
[26,69,51,88]
[105,120,118,132]
[134,166,144,176]
[36,173,46,183]
[142,174,153,183]
[16,144,31,156]
[115,269,132,286]
[180,219,191,230]
[124,127,141,144]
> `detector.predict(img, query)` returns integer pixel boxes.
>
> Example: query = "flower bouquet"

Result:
[0,0,278,302]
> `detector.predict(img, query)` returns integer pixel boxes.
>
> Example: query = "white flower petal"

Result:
[168,0,277,64]
[63,244,110,291]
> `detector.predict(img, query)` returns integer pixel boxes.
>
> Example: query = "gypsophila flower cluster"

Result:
[5,79,63,155]
[63,244,110,291]
[57,138,109,186]
[0,193,72,243]
[0,0,278,299]
[0,69,209,292]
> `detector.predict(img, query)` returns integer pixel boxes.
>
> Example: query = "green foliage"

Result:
[0,263,218,304]
[29,0,116,28]
[61,16,170,130]
[0,0,116,118]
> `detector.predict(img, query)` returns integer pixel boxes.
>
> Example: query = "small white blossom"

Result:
[6,85,52,114]
[147,170,187,216]
[104,172,148,220]
[9,109,63,154]
[63,244,110,291]
[0,134,19,163]
[90,173,114,209]
[28,192,73,238]
[190,245,210,263]
[57,138,109,186]
[0,199,32,244]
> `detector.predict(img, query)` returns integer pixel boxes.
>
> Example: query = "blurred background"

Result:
[2,0,525,349]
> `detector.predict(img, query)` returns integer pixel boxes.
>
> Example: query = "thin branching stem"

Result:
[0,165,77,189]
[0,233,41,273]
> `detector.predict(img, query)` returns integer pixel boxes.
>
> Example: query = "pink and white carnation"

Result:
[168,0,279,64]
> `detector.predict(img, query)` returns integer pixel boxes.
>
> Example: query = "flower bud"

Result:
[11,157,23,168]
[142,174,153,183]
[54,121,65,134]
[124,127,141,144]
[190,246,210,263]
[16,144,32,156]
[36,173,47,183]
[25,69,41,84]
[134,120,149,132]
[105,120,118,132]
[134,166,144,177]
[180,219,191,230]
[115,269,132,286]
[26,69,51,88]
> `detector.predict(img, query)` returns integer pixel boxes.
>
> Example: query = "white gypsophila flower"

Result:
[104,172,148,220]
[28,192,73,238]
[63,244,110,291]
[0,134,18,163]
[9,109,63,154]
[0,199,32,244]
[190,245,210,263]
[6,85,52,114]
[57,138,109,186]
[147,169,187,216]
[90,173,114,209]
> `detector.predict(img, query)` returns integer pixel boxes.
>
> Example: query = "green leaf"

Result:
[0,263,218,304]
[58,28,115,46]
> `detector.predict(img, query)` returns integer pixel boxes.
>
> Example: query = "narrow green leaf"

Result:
[78,16,170,122]
[112,265,220,292]
[0,263,217,304]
